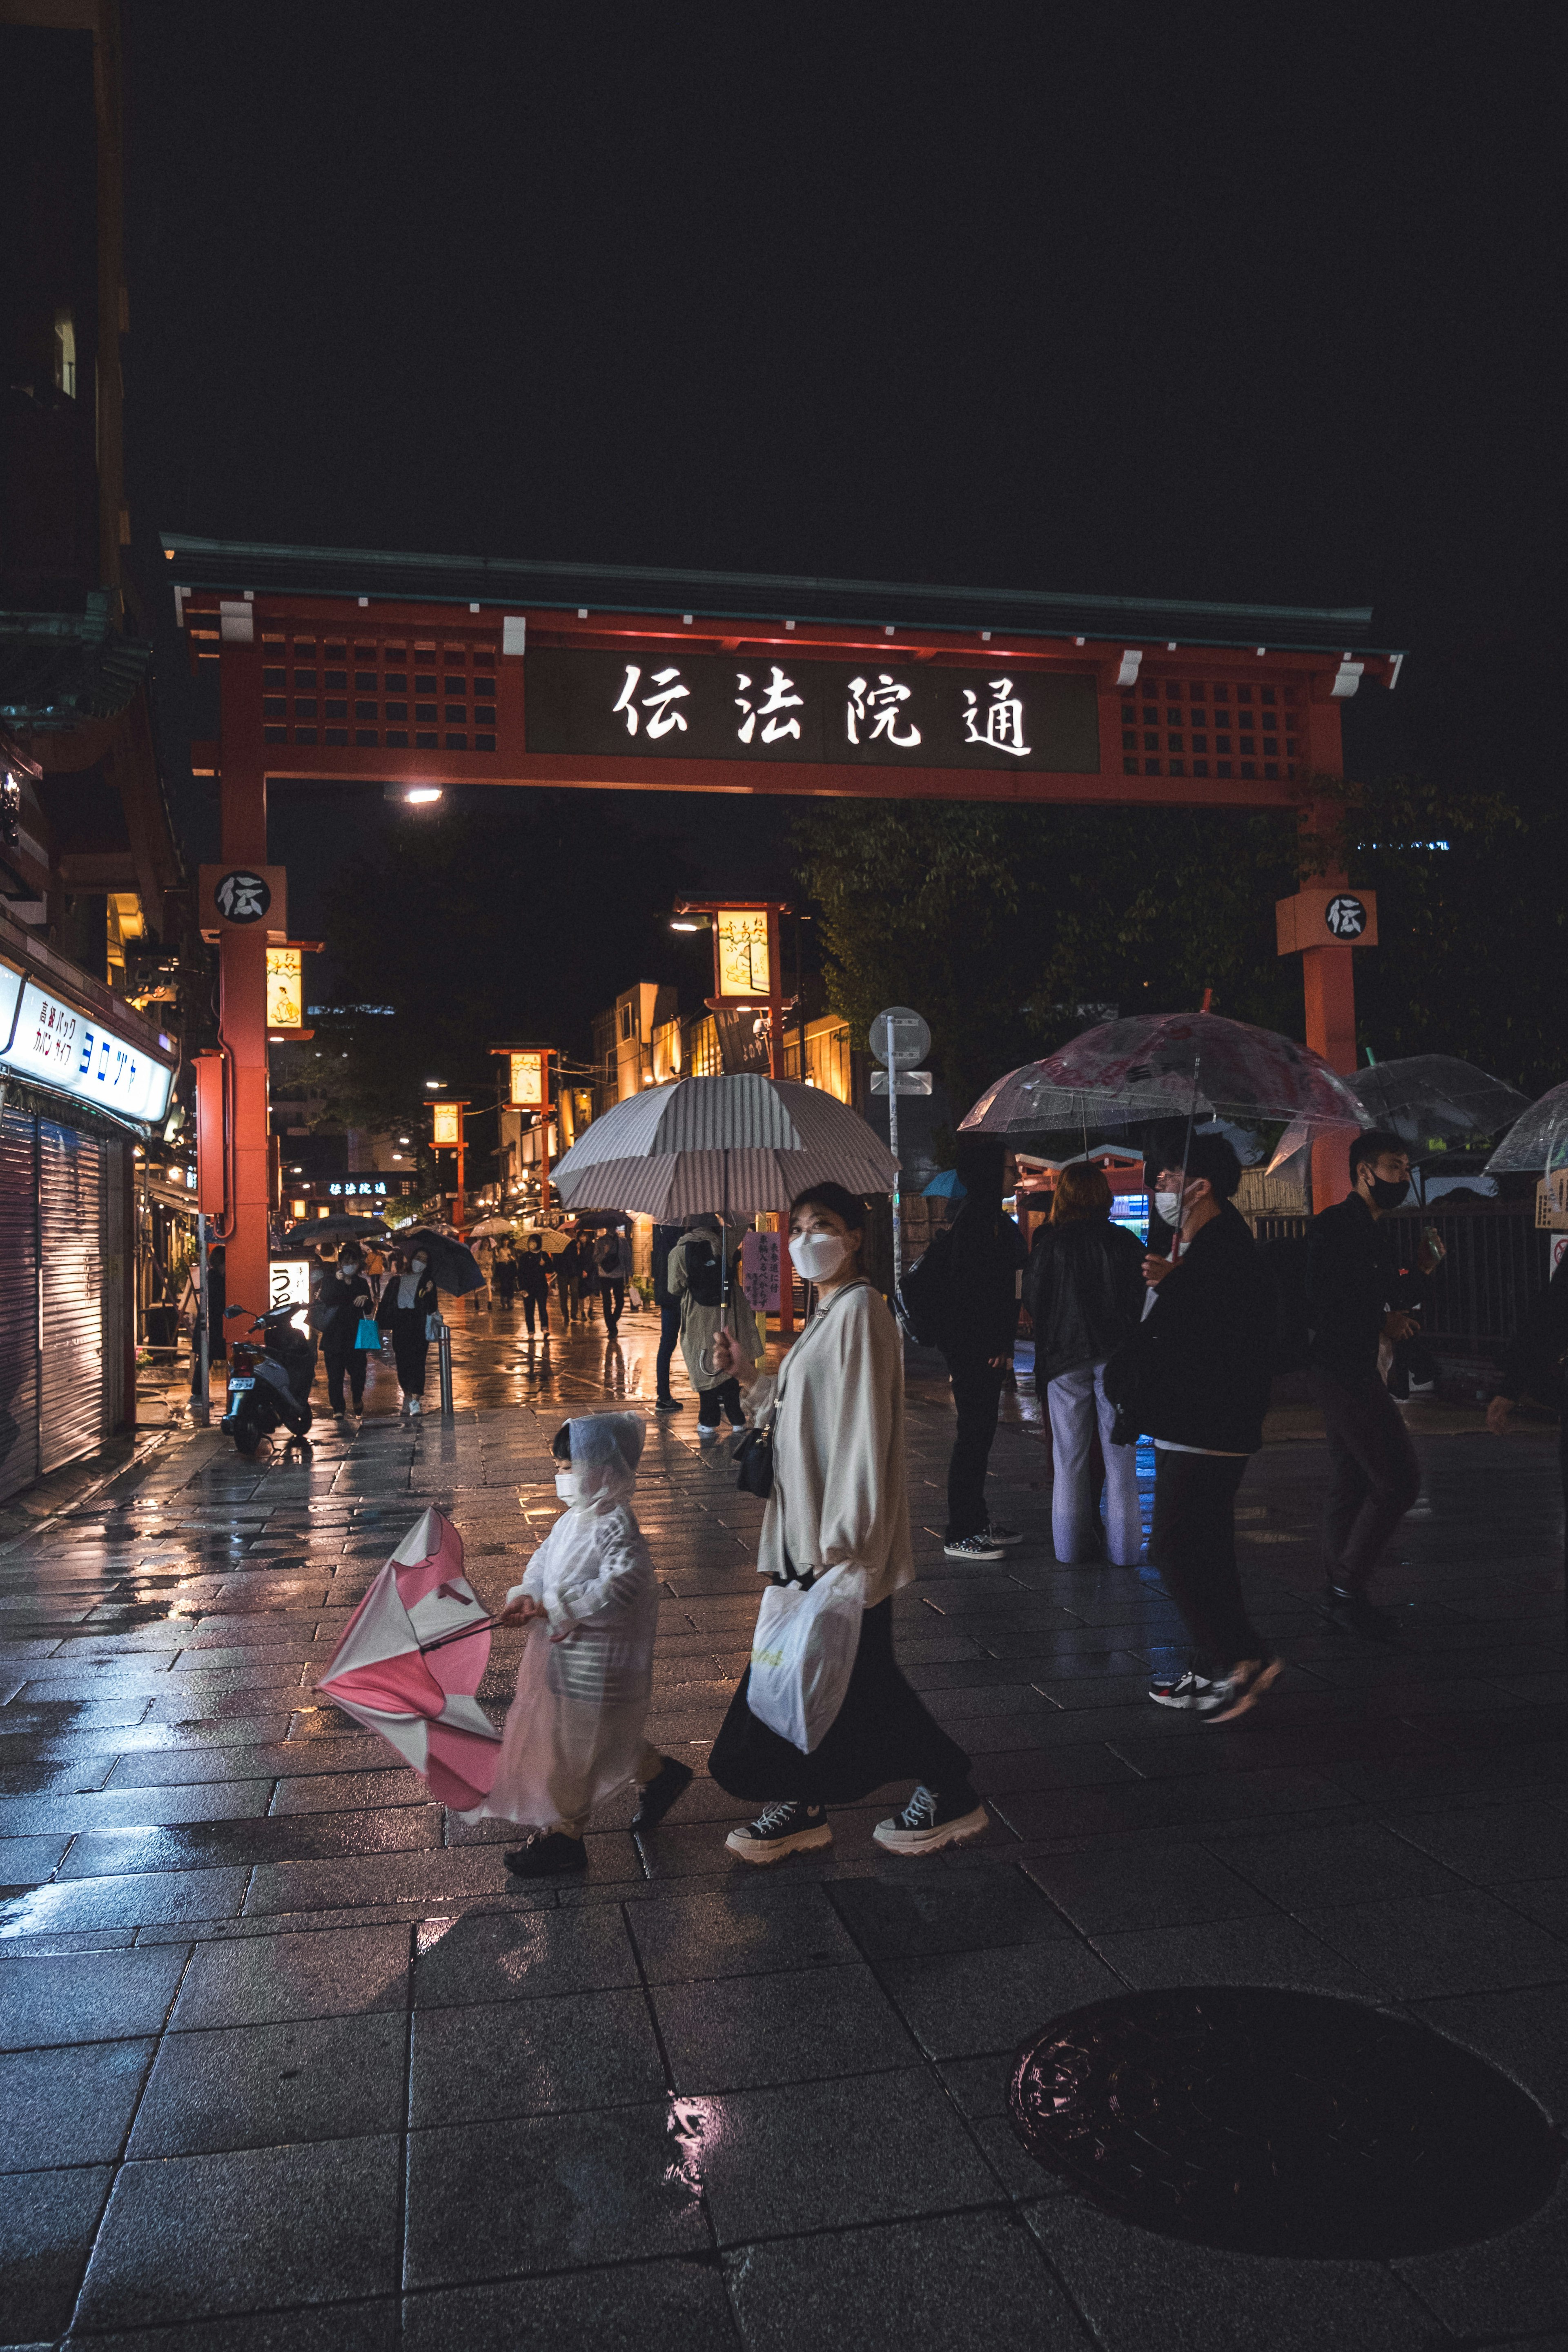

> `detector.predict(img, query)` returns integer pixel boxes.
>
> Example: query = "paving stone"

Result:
[1019,1842,1277,1934]
[0,1941,187,2047]
[654,1958,913,2090]
[1292,1888,1568,2000]
[401,2258,738,2352]
[828,1864,1076,1959]
[76,2136,403,2327]
[0,2035,154,2168]
[876,1940,1125,2061]
[59,2299,401,2352]
[627,1881,861,1985]
[403,2103,707,2285]
[170,1922,412,2028]
[411,1902,639,2007]
[2,1866,252,1935]
[409,1987,663,2124]
[128,2011,409,2156]
[0,2163,113,2341]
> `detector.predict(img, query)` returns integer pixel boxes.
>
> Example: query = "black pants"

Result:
[698,1376,744,1428]
[1151,1448,1263,1677]
[944,1352,1005,1539]
[709,1596,973,1805]
[495,1272,517,1307]
[656,1301,680,1399]
[521,1291,548,1335]
[323,1344,367,1412]
[599,1278,625,1332]
[1310,1367,1422,1592]
[392,1330,428,1398]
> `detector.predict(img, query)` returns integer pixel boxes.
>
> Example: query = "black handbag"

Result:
[731,1418,774,1499]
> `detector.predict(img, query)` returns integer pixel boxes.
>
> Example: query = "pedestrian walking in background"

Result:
[593,1224,626,1335]
[376,1247,440,1416]
[314,1244,375,1419]
[363,1239,388,1302]
[935,1135,1026,1561]
[1306,1127,1423,1639]
[1027,1161,1146,1565]
[1105,1134,1279,1722]
[553,1233,578,1325]
[494,1241,518,1311]
[471,1234,494,1310]
[668,1212,760,1435]
[464,1413,693,1876]
[1488,1249,1568,1564]
[652,1219,685,1412]
[708,1183,987,1860]
[517,1235,552,1339]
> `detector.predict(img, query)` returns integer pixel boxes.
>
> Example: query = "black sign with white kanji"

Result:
[214,870,272,924]
[1324,893,1368,940]
[525,650,1101,773]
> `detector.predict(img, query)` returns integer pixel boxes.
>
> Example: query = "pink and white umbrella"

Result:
[964,1012,1365,1135]
[315,1508,501,1810]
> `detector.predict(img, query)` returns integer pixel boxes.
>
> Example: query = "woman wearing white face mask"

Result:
[706,1183,988,1862]
[375,1250,439,1417]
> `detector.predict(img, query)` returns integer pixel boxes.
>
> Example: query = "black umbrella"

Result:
[284,1213,391,1243]
[388,1226,485,1296]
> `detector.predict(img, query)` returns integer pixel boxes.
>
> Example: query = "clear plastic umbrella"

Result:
[1485,1079,1568,1175]
[1350,1056,1530,1149]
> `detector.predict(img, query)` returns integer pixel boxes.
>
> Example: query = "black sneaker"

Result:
[631,1756,693,1831]
[943,1532,1006,1561]
[1149,1666,1228,1713]
[654,1396,684,1413]
[873,1783,989,1853]
[503,1831,587,1878]
[983,1520,1023,1548]
[724,1800,832,1864]
[1320,1587,1401,1642]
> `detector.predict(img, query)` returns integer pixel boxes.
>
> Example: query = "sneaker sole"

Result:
[1148,1687,1221,1713]
[724,1824,833,1865]
[943,1544,1006,1561]
[985,1534,1024,1548]
[872,1804,989,1854]
[1207,1658,1284,1725]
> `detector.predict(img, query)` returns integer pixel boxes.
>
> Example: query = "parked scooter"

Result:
[219,1305,315,1459]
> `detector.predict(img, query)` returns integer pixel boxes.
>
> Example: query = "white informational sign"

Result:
[869,1006,931,1068]
[742,1229,782,1312]
[269,1259,312,1310]
[870,1069,933,1095]
[0,963,21,1041]
[1,978,175,1125]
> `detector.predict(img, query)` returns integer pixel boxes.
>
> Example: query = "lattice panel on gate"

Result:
[257,630,503,755]
[1120,677,1303,785]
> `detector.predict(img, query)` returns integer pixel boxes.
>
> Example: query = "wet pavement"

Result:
[2,1293,1566,2348]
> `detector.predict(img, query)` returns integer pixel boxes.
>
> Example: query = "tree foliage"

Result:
[795,769,1542,1117]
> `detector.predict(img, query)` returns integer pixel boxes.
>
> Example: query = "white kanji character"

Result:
[216,871,268,920]
[846,673,921,748]
[735,666,804,745]
[613,662,690,740]
[962,677,1031,758]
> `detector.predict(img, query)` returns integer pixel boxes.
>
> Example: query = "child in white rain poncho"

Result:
[462,1412,692,1877]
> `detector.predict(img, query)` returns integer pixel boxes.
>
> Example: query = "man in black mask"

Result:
[1306,1127,1422,1637]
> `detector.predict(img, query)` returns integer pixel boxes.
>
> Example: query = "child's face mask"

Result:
[555,1468,589,1504]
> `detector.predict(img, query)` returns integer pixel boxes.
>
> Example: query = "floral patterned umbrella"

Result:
[964,1012,1364,1136]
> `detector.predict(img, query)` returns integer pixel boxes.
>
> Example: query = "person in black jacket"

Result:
[1027,1162,1146,1565]
[315,1245,375,1418]
[1487,1250,1568,1568]
[1106,1133,1280,1722]
[939,1136,1027,1561]
[516,1234,552,1339]
[376,1248,440,1416]
[1305,1127,1422,1638]
[651,1220,684,1412]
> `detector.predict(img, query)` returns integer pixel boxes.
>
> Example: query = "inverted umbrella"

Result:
[387,1226,485,1295]
[1485,1078,1568,1175]
[314,1508,501,1809]
[552,1073,898,1217]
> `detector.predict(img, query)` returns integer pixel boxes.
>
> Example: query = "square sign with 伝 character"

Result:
[198,864,288,940]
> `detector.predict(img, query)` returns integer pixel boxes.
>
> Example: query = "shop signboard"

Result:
[716,911,771,997]
[0,975,175,1125]
[432,1103,461,1145]
[525,650,1101,773]
[269,1259,312,1312]
[266,947,303,1028]
[509,1051,546,1107]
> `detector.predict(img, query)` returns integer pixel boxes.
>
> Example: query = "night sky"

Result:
[119,5,1562,951]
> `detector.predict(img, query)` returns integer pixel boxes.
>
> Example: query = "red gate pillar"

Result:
[1298,737,1358,1205]
[218,654,274,1324]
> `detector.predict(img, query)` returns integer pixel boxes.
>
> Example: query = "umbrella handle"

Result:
[417,1615,497,1655]
[1170,1054,1203,1265]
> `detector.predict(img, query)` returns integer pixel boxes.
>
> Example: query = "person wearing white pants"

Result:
[1024,1161,1148,1568]
[1047,1361,1144,1565]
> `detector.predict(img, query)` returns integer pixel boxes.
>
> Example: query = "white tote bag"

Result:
[747,1566,867,1753]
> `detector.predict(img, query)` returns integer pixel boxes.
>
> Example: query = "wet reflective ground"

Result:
[2,1294,1566,2347]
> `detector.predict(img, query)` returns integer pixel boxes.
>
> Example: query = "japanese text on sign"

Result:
[0,979,175,1126]
[741,1229,782,1312]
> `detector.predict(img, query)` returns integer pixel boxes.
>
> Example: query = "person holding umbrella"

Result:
[1106,1134,1281,1722]
[493,1240,518,1312]
[707,1182,987,1858]
[376,1246,441,1417]
[668,1212,760,1436]
[935,1136,1027,1561]
[315,1243,376,1421]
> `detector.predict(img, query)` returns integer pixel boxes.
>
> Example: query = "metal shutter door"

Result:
[39,1118,105,1475]
[0,1105,40,1503]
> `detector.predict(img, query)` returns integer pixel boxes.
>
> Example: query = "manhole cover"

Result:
[1010,1987,1561,2259]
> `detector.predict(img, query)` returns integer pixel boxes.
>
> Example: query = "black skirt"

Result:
[708,1596,972,1806]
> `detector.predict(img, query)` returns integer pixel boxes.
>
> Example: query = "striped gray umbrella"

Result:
[551,1074,898,1217]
